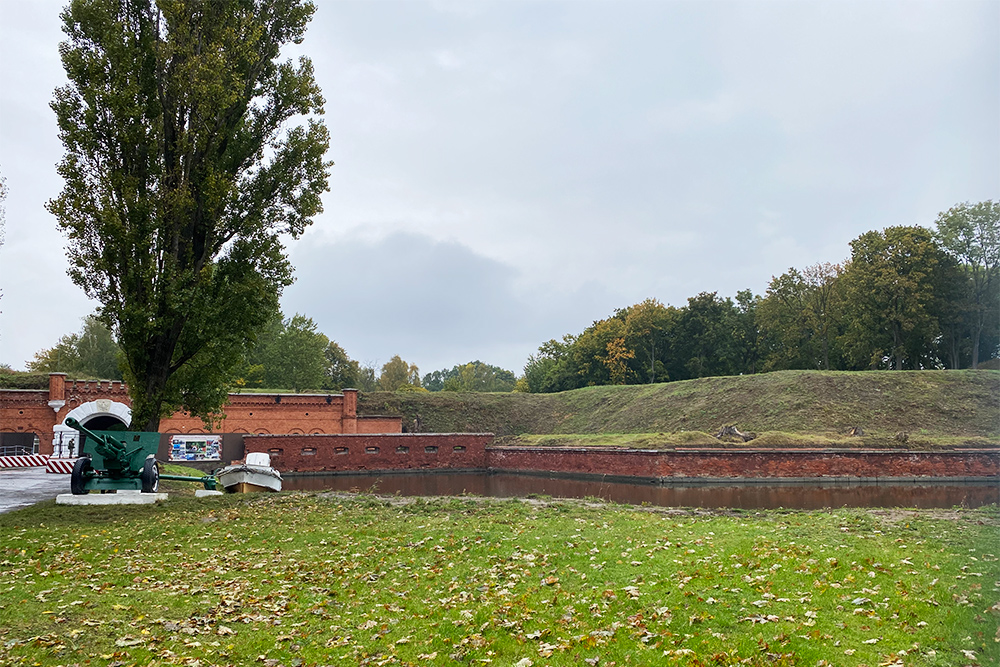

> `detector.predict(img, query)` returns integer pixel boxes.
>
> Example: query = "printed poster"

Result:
[169,434,222,461]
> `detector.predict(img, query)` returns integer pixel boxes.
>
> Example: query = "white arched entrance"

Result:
[52,399,133,458]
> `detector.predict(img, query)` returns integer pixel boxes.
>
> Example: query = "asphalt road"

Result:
[0,467,70,514]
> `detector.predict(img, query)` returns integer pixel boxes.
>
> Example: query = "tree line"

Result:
[524,201,999,392]
[25,310,519,395]
[19,200,998,396]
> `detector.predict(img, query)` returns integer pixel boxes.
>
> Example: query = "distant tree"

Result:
[379,356,420,391]
[758,268,811,371]
[731,289,762,375]
[840,226,952,370]
[801,263,844,370]
[357,364,379,392]
[934,201,1000,367]
[574,317,626,386]
[673,292,737,379]
[28,315,122,379]
[523,335,579,393]
[322,341,361,390]
[424,363,509,392]
[48,0,331,430]
[237,313,330,392]
[421,368,448,392]
[440,361,517,392]
[623,298,671,383]
[265,314,328,392]
[758,263,844,371]
[602,337,635,385]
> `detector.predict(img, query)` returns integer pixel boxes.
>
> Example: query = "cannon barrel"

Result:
[65,417,114,446]
[65,417,125,452]
[65,416,129,467]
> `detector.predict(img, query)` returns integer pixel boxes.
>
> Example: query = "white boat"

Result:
[215,452,282,493]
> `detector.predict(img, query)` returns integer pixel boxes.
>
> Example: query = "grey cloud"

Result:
[282,231,622,375]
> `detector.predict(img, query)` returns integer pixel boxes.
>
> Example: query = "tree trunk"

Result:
[971,317,983,369]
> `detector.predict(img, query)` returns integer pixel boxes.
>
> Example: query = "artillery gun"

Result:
[66,418,218,494]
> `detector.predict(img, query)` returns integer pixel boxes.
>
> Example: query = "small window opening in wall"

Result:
[365,446,379,454]
[335,447,349,455]
[396,445,409,454]
[424,445,438,453]
[305,412,309,416]
[453,445,466,452]
[268,448,283,456]
[301,447,317,456]
[18,410,23,415]
[249,412,253,416]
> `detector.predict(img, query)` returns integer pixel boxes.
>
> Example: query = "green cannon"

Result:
[66,417,217,495]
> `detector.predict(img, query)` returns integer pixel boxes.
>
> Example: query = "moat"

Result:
[282,471,999,510]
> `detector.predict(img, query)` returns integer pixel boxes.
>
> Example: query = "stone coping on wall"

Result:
[283,467,489,478]
[250,432,496,438]
[487,446,1000,454]
[486,467,1000,485]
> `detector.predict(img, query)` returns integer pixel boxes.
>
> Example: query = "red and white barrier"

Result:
[46,458,79,474]
[0,455,50,468]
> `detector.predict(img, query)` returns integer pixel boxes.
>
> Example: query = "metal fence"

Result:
[0,444,39,457]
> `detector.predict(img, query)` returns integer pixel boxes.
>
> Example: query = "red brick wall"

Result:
[357,416,404,434]
[0,376,400,455]
[0,390,55,451]
[486,447,1000,479]
[244,433,491,473]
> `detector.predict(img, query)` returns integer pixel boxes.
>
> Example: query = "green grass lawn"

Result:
[1,493,997,666]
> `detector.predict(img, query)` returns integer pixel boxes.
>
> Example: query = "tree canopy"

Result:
[48,0,331,429]
[233,313,361,393]
[379,356,421,392]
[521,202,999,392]
[934,201,1000,368]
[422,361,517,392]
[27,314,123,380]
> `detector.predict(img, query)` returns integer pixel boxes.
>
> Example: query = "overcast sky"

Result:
[1,0,997,377]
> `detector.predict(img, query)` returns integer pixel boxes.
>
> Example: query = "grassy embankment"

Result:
[1,493,997,667]
[360,370,1000,449]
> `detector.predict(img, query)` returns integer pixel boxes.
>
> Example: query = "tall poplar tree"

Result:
[48,0,331,430]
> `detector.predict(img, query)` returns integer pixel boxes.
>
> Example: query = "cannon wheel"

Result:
[141,456,159,493]
[70,456,92,495]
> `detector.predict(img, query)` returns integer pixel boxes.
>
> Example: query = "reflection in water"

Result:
[283,472,999,510]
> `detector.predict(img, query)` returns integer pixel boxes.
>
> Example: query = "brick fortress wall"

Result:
[243,433,492,473]
[0,374,400,456]
[486,446,1000,480]
[244,435,997,480]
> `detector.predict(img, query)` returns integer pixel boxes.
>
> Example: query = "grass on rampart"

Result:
[493,432,999,450]
[1,493,997,666]
[359,370,1000,444]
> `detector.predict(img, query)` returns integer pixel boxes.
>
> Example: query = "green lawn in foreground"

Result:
[1,495,997,666]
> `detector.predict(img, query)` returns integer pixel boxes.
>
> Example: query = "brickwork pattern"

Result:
[486,447,1000,479]
[0,374,400,455]
[244,433,491,473]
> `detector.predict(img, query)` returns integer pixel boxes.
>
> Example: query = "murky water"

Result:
[282,472,999,510]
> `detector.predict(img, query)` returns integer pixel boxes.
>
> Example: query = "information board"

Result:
[169,434,222,461]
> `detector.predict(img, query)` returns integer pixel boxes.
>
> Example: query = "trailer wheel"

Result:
[70,456,92,495]
[141,456,159,493]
